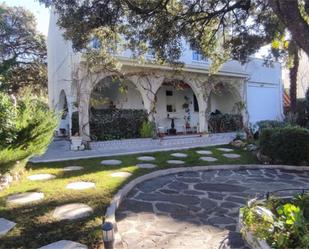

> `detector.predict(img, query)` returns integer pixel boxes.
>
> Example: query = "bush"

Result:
[256,120,289,131]
[259,126,309,165]
[140,120,155,138]
[0,93,17,148]
[89,109,148,140]
[71,111,79,136]
[0,91,58,173]
[208,114,243,133]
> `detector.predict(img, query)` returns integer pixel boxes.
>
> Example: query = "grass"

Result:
[0,145,258,249]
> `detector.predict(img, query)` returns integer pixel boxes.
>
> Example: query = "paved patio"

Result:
[31,133,236,163]
[116,168,309,249]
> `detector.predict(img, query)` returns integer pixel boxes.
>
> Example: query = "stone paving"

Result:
[27,174,56,181]
[116,168,309,249]
[0,218,16,237]
[39,240,87,249]
[53,203,93,221]
[7,192,44,205]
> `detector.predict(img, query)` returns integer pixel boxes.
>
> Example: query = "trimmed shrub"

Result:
[208,114,243,133]
[89,109,148,140]
[140,120,155,138]
[71,111,79,136]
[259,126,309,165]
[257,120,289,131]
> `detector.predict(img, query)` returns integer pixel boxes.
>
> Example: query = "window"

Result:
[166,90,173,96]
[147,48,155,57]
[192,50,208,62]
[193,94,199,112]
[166,104,176,112]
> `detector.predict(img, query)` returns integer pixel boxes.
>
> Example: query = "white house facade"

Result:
[48,11,284,141]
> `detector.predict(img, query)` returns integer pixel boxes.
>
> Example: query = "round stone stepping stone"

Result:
[53,203,93,220]
[171,153,188,158]
[200,156,218,162]
[66,181,95,190]
[218,148,234,152]
[196,150,213,155]
[136,163,157,169]
[63,166,84,171]
[0,218,16,236]
[111,172,132,178]
[38,240,87,249]
[167,160,185,165]
[27,174,56,181]
[137,156,156,161]
[101,159,122,165]
[7,192,44,205]
[223,153,241,159]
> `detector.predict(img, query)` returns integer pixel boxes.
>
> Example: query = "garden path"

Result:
[116,168,309,249]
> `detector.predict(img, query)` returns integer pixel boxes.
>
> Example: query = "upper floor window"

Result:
[192,50,208,62]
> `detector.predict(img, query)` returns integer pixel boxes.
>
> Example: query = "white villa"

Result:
[48,12,284,142]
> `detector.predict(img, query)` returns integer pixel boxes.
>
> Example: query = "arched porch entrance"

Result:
[154,80,200,135]
[89,76,147,140]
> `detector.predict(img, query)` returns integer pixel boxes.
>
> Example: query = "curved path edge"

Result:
[105,164,309,249]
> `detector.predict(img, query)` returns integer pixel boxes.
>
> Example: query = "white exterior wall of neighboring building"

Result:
[48,11,283,138]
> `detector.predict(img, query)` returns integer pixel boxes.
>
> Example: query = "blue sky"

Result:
[3,0,50,36]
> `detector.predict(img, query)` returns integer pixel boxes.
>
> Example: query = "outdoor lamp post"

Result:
[102,222,114,249]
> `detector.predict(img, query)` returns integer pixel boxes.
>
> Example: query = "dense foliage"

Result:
[257,120,289,132]
[140,120,156,138]
[0,91,58,172]
[39,0,309,69]
[242,195,309,249]
[0,4,47,95]
[208,114,243,133]
[259,126,309,165]
[89,109,148,141]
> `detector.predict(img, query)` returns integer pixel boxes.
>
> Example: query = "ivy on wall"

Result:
[89,109,148,140]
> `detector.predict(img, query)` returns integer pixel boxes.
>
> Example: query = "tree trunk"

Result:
[268,0,309,57]
[289,49,299,113]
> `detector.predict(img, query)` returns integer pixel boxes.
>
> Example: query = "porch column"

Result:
[198,102,208,133]
[78,77,91,141]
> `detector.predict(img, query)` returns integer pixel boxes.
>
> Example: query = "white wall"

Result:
[90,80,144,110]
[244,59,283,124]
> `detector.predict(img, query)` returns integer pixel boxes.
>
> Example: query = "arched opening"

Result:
[58,90,69,136]
[154,80,200,135]
[89,76,147,140]
[207,83,243,133]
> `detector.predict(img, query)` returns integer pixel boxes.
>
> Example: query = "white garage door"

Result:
[247,83,281,124]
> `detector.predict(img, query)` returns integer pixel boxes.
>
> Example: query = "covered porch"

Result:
[69,65,247,141]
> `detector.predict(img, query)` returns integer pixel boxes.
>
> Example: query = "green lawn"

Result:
[0,145,258,249]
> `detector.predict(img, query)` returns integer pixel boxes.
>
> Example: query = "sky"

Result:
[3,0,50,36]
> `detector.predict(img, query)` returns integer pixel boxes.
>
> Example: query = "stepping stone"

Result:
[200,156,218,162]
[137,156,156,161]
[223,153,241,159]
[167,160,185,165]
[101,159,122,166]
[171,153,188,158]
[218,148,234,152]
[7,192,44,205]
[111,172,132,178]
[136,163,157,169]
[38,240,87,249]
[63,166,84,171]
[66,181,95,190]
[53,203,93,220]
[27,174,56,181]
[0,218,16,237]
[196,150,213,155]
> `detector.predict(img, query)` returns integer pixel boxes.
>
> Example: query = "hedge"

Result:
[259,126,309,165]
[89,109,148,140]
[208,114,243,133]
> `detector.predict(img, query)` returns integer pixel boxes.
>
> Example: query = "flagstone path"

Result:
[116,168,309,249]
